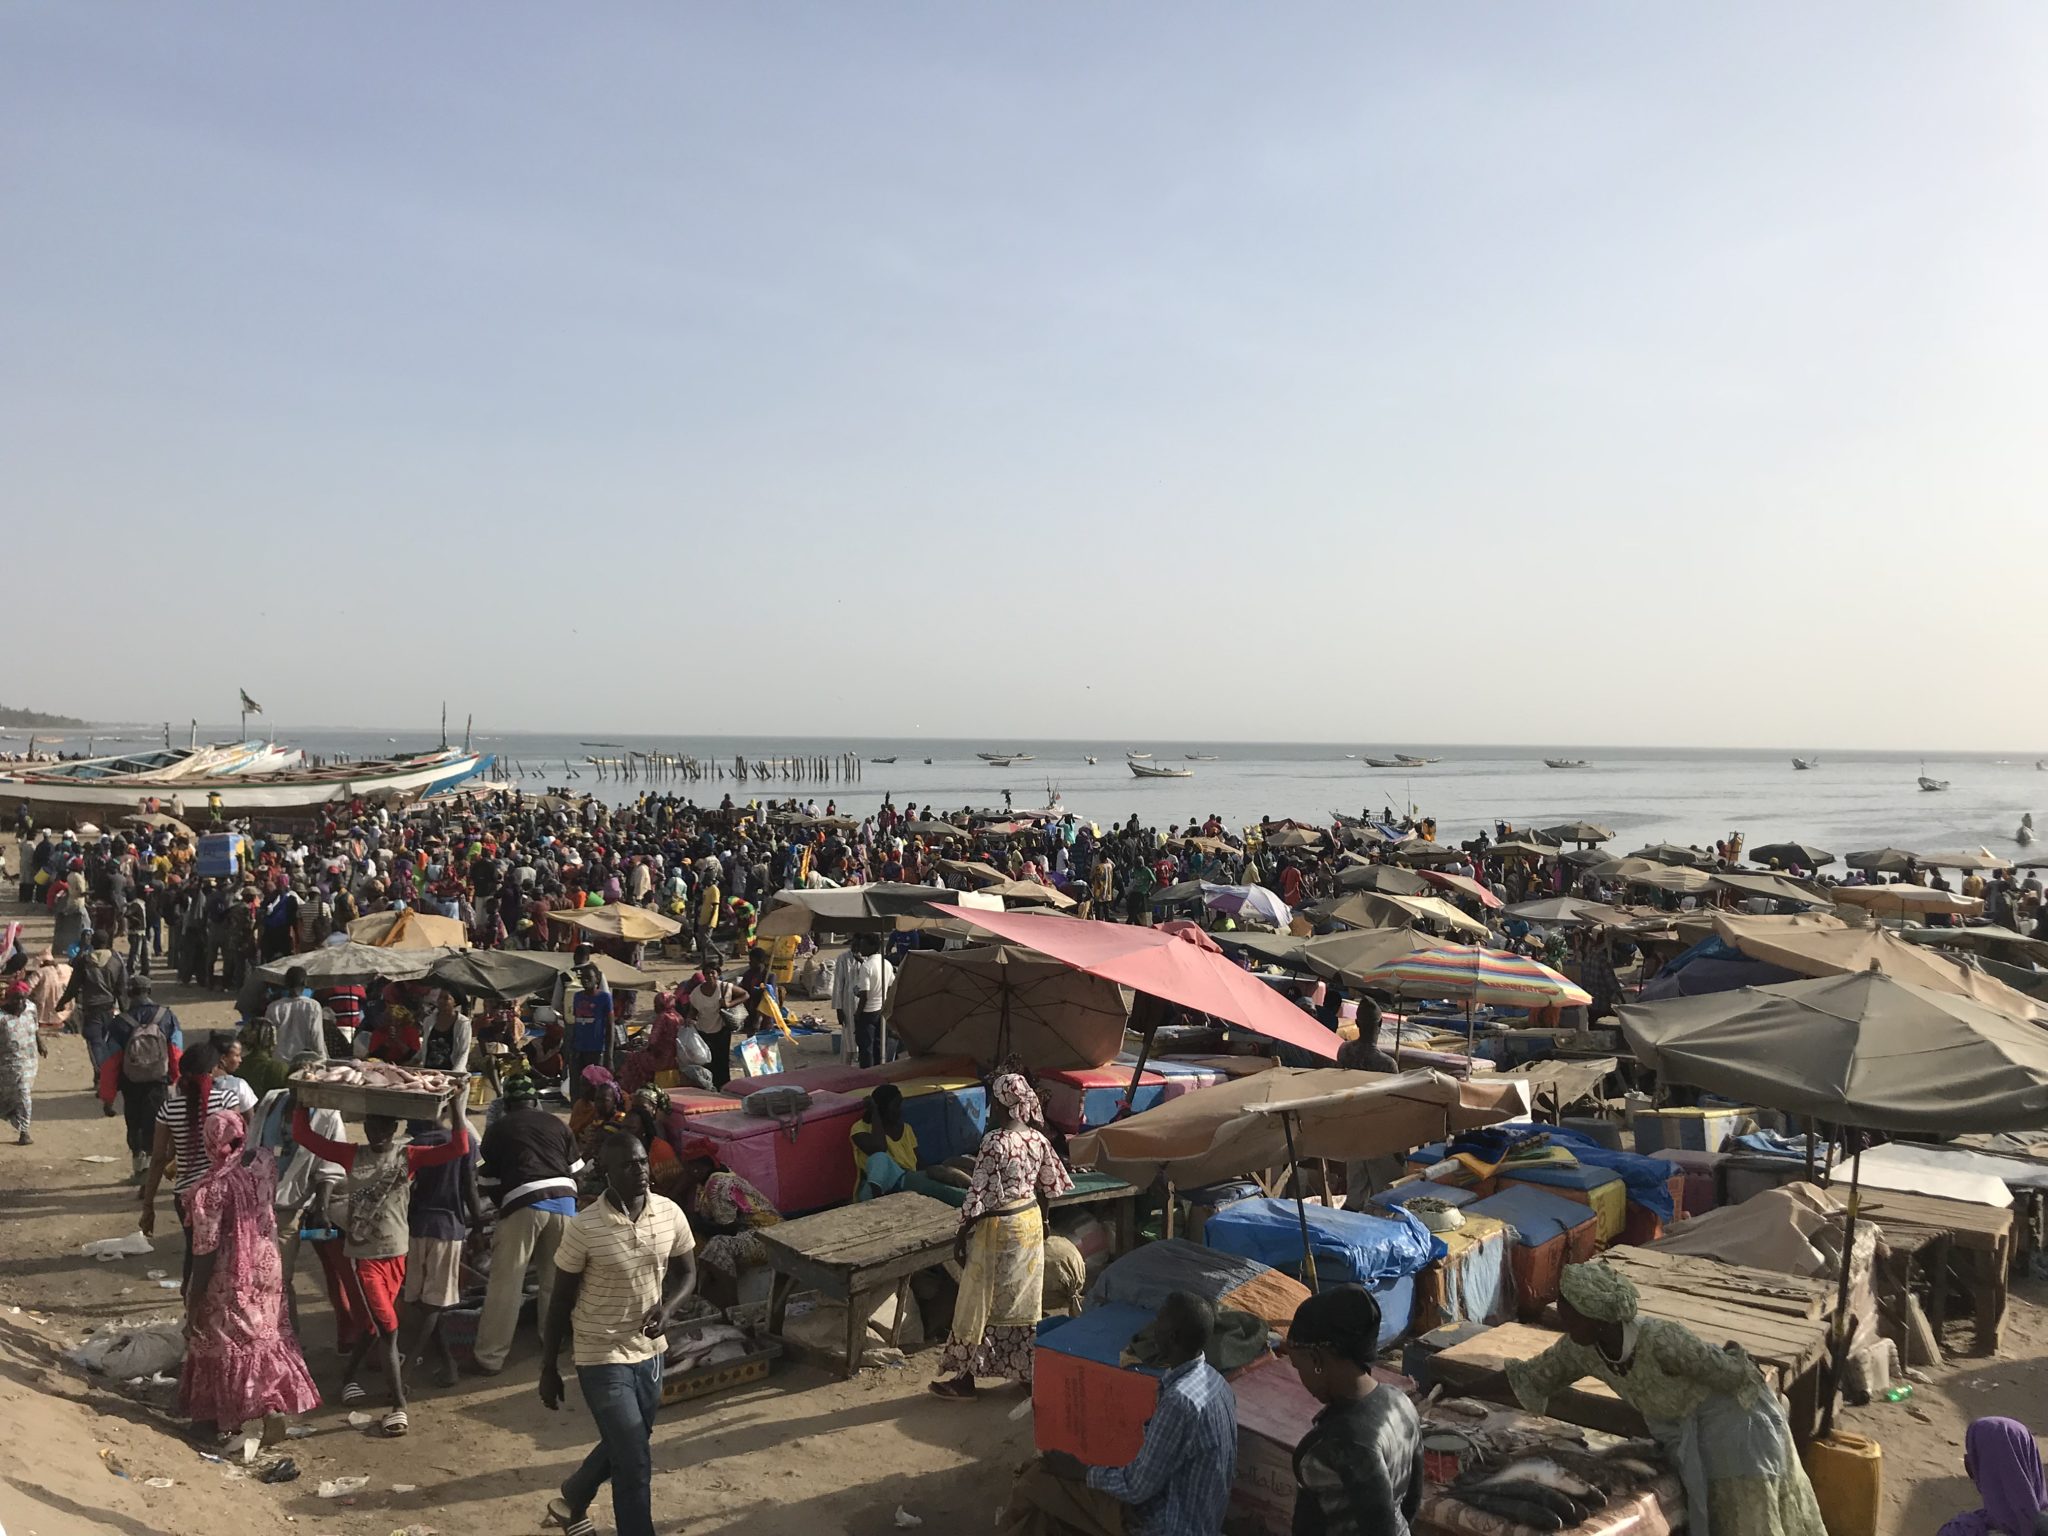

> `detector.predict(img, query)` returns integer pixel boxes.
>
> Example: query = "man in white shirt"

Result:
[830,947,862,1064]
[540,1134,696,1536]
[850,939,895,1069]
[266,965,326,1062]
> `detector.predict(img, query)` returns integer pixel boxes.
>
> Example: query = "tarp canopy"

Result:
[1620,970,2048,1133]
[1710,912,2046,1019]
[756,883,996,937]
[348,909,471,951]
[544,904,683,941]
[933,907,1342,1060]
[886,944,1132,1070]
[1067,1067,1529,1188]
[427,948,655,1000]
[256,941,457,987]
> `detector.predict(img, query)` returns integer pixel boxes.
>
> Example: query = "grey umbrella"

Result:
[1629,843,1710,867]
[1749,842,1836,870]
[1844,847,1918,874]
[1334,864,1431,896]
[1538,822,1614,846]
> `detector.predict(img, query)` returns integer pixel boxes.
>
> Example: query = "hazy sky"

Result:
[6,5,2046,748]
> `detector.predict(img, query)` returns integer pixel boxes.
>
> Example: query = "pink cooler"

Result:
[689,1090,867,1213]
[717,1053,980,1100]
[1040,1066,1167,1134]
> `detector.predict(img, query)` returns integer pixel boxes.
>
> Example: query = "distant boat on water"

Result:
[1130,761,1194,779]
[1395,754,1441,766]
[1185,753,1218,761]
[1792,756,1817,770]
[1544,758,1589,770]
[871,756,896,764]
[1363,757,1403,768]
[1918,775,1950,792]
[1126,751,1152,760]
[1085,755,1097,765]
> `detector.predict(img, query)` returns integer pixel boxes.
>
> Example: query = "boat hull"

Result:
[0,751,490,826]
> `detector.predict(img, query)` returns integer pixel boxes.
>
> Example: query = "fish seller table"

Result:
[758,1192,962,1379]
[1857,1189,2016,1354]
[1047,1172,1140,1256]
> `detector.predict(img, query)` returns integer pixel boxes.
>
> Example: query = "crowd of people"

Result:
[6,784,2048,1536]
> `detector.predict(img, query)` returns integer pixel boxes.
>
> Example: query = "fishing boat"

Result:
[976,750,1032,763]
[1792,757,1817,770]
[1363,757,1403,768]
[1394,754,1441,766]
[1084,755,1097,765]
[1544,759,1589,770]
[1918,775,1950,792]
[0,745,489,825]
[1130,761,1194,779]
[1126,751,1152,760]
[870,756,897,764]
[1185,753,1218,761]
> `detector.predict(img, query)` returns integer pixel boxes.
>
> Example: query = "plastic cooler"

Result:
[1374,1181,1481,1214]
[1412,1213,1513,1334]
[1033,1304,1163,1466]
[1633,1105,1752,1155]
[893,1076,988,1166]
[1621,1173,1692,1245]
[1465,1186,1599,1318]
[667,1088,739,1123]
[716,1063,876,1100]
[1039,1066,1167,1134]
[1496,1162,1628,1245]
[687,1090,867,1214]
[1131,1057,1226,1103]
[1660,1147,1724,1218]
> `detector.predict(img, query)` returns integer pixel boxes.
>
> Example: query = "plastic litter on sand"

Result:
[144,1477,175,1489]
[895,1509,924,1530]
[346,1410,375,1428]
[317,1476,371,1498]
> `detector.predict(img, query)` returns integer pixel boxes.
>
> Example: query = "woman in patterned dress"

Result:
[0,978,44,1144]
[930,1073,1073,1399]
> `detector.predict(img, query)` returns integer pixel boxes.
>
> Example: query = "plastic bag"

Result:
[69,1320,185,1379]
[80,1232,155,1261]
[676,1027,712,1067]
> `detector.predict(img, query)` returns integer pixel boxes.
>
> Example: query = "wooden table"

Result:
[758,1192,962,1379]
[1425,1246,1837,1441]
[1858,1190,2015,1354]
[1048,1172,1140,1254]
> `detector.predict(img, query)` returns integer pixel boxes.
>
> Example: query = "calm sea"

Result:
[54,728,2043,857]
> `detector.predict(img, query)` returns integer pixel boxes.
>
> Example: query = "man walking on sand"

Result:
[540,1133,697,1536]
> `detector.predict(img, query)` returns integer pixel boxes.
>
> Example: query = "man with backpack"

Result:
[58,936,128,1091]
[98,976,182,1178]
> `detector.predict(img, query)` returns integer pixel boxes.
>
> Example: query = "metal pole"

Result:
[1282,1110,1319,1293]
[1118,993,1165,1120]
[1818,1135,1862,1439]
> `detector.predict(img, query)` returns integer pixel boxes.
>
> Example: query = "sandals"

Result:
[340,1381,367,1405]
[545,1496,596,1536]
[927,1374,977,1400]
[382,1409,408,1438]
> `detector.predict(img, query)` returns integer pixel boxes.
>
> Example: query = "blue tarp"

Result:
[1542,1127,1682,1220]
[1036,1302,1164,1373]
[1202,1199,1444,1287]
[1466,1185,1596,1247]
[1086,1238,1276,1314]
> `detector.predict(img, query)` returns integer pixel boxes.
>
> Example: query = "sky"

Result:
[5,5,2046,749]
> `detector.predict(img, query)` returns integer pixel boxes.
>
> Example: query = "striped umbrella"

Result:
[1349,945,1591,1076]
[1350,945,1592,1010]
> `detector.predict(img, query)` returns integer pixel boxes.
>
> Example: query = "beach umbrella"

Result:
[756,882,993,938]
[1539,822,1613,846]
[1503,896,1628,927]
[1629,843,1710,867]
[1915,847,2014,873]
[1844,847,1919,874]
[1709,912,2043,1018]
[1264,827,1324,850]
[1829,883,1984,919]
[1749,843,1837,870]
[1385,840,1468,866]
[1488,840,1560,860]
[1899,925,2048,968]
[935,859,1009,887]
[1200,882,1292,929]
[1708,871,1831,908]
[1560,846,1612,868]
[1622,968,2048,1434]
[348,909,471,951]
[982,878,1077,910]
[930,906,1342,1061]
[429,949,653,1000]
[1418,869,1503,910]
[1297,926,1454,987]
[1308,891,1490,939]
[544,904,683,942]
[1212,931,1314,969]
[1349,946,1592,1011]
[887,944,1132,1070]
[255,941,455,987]
[1334,864,1431,896]
[1150,879,1209,906]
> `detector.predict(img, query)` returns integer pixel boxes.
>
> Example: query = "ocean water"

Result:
[88,728,2048,857]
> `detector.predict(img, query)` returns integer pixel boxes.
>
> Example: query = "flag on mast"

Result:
[239,689,263,715]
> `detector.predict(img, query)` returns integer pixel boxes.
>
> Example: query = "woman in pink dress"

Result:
[181,1112,321,1441]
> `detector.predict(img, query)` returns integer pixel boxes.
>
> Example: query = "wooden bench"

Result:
[757,1192,961,1379]
[1859,1190,2015,1355]
[1048,1172,1140,1255]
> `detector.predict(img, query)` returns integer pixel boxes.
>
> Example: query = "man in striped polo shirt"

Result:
[540,1132,696,1536]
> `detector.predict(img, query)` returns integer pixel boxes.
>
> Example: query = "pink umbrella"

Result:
[1418,869,1503,911]
[930,905,1340,1061]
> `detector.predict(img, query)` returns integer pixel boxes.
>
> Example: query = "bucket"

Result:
[1804,1431,1882,1536]
[1422,1432,1475,1484]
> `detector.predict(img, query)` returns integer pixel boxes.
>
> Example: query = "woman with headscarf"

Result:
[1502,1262,1825,1536]
[672,1135,782,1290]
[181,1111,321,1442]
[930,1072,1073,1399]
[1940,1419,2048,1536]
[0,976,45,1145]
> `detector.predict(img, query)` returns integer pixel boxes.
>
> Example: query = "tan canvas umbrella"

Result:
[1264,826,1325,850]
[543,904,683,942]
[886,944,1132,1070]
[936,858,1009,887]
[1310,891,1490,939]
[981,878,1077,910]
[1709,871,1831,908]
[755,883,993,937]
[1067,1066,1528,1190]
[348,908,472,950]
[1915,847,2014,873]
[1711,912,2043,1019]
[1333,864,1431,896]
[1297,926,1455,986]
[1829,883,1983,920]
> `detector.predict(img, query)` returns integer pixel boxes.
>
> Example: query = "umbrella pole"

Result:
[1464,1001,1475,1081]
[1282,1110,1319,1293]
[1119,994,1164,1121]
[1819,1135,1863,1439]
